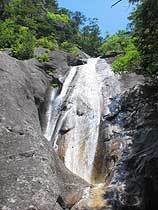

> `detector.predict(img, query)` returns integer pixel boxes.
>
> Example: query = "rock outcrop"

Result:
[119,81,158,210]
[0,52,88,210]
[101,78,158,210]
[34,48,88,83]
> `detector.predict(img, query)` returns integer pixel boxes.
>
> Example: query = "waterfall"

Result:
[42,87,59,140]
[64,58,101,183]
[41,57,145,209]
[42,58,102,183]
[42,58,143,185]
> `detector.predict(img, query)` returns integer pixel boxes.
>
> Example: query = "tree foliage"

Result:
[0,0,102,59]
[12,26,36,59]
[112,41,141,73]
[99,31,131,56]
[100,31,140,73]
[129,0,158,75]
[107,0,158,75]
[79,18,102,56]
[36,35,58,50]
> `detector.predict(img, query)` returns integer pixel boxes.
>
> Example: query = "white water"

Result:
[42,58,125,183]
[43,87,59,140]
[43,66,77,142]
[64,58,101,183]
[41,57,146,210]
[96,59,121,115]
[43,58,102,183]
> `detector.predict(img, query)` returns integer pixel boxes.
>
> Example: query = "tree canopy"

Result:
[101,0,158,75]
[0,0,157,77]
[0,0,102,59]
[129,0,158,75]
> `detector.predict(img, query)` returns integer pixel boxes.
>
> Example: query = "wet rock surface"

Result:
[101,79,158,210]
[41,57,148,210]
[119,81,158,210]
[42,58,101,183]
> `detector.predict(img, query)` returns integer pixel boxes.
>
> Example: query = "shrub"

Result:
[37,52,50,62]
[60,41,73,50]
[60,41,79,56]
[69,46,79,57]
[112,43,141,73]
[0,19,16,48]
[11,26,36,60]
[99,31,131,56]
[36,35,58,50]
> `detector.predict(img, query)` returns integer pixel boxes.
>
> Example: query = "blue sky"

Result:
[58,0,134,37]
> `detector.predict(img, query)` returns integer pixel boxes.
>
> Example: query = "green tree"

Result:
[0,0,103,59]
[112,41,141,73]
[99,31,131,56]
[36,34,58,50]
[12,26,36,59]
[2,0,59,36]
[129,0,158,75]
[0,19,16,48]
[79,18,102,56]
[99,30,140,73]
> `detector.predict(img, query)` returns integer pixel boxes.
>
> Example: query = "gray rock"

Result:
[1,50,156,210]
[102,80,158,210]
[34,47,49,58]
[35,48,87,83]
[0,52,88,210]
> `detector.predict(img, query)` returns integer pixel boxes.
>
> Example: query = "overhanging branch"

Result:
[111,0,123,7]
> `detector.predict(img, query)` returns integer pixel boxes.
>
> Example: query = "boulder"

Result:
[34,48,87,83]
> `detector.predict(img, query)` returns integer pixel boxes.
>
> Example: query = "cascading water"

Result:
[64,58,101,183]
[41,57,145,209]
[42,58,125,184]
[42,87,59,140]
[42,58,102,183]
[43,66,77,142]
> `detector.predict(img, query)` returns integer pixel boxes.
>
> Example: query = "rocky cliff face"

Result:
[101,79,158,210]
[117,81,158,210]
[0,50,158,210]
[0,51,88,210]
[40,57,148,210]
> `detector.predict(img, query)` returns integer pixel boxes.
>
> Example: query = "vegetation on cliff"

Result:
[100,0,158,75]
[0,0,102,59]
[99,31,141,73]
[0,0,157,75]
[129,0,158,75]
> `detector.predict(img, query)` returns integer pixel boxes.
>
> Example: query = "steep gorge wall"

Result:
[0,52,88,210]
[1,50,158,210]
[117,81,158,210]
[97,75,158,210]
